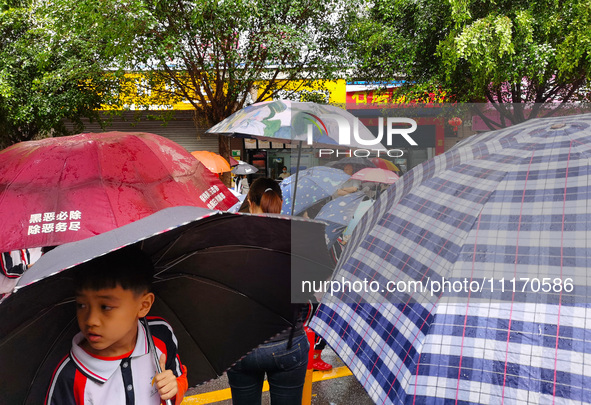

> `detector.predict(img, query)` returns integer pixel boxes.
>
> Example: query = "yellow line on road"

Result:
[181,366,353,405]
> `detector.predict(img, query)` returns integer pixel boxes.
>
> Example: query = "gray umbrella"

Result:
[231,162,259,175]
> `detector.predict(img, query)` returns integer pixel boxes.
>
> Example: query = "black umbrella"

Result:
[0,206,333,404]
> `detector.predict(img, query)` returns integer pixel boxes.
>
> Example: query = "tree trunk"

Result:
[218,135,232,188]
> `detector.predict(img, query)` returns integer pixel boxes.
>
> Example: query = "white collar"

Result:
[70,320,150,383]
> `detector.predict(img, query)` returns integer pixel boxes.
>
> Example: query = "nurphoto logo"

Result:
[303,113,418,158]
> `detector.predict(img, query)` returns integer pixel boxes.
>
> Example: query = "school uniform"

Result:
[1,249,30,278]
[0,248,42,297]
[45,317,187,405]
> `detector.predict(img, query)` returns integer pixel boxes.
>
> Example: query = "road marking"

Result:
[181,366,353,404]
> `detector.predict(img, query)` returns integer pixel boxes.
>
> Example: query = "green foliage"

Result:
[349,0,591,126]
[46,0,356,126]
[0,2,120,148]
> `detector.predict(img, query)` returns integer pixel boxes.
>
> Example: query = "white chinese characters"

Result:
[27,210,83,236]
[199,185,227,209]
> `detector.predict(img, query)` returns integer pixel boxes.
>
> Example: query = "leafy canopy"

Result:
[0,1,120,148]
[46,0,357,126]
[349,0,591,126]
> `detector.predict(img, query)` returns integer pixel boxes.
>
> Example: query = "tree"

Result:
[348,0,591,128]
[43,0,356,184]
[46,0,355,124]
[0,1,120,148]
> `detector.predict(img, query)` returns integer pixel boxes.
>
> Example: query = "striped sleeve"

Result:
[0,250,29,278]
[45,356,84,405]
[147,317,188,405]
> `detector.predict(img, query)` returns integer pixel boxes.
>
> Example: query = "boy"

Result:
[45,247,188,405]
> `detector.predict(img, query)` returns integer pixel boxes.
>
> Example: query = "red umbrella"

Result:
[0,132,238,251]
[369,157,400,172]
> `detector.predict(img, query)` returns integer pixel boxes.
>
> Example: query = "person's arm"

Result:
[336,186,358,196]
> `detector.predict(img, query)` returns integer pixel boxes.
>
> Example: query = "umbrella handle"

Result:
[143,317,174,405]
[291,141,303,215]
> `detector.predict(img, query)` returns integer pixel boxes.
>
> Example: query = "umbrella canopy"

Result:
[0,206,334,404]
[0,132,238,251]
[206,100,382,149]
[229,156,240,166]
[370,157,400,172]
[325,156,377,173]
[351,167,400,184]
[207,101,385,217]
[311,114,591,404]
[227,194,247,213]
[231,162,259,175]
[280,166,350,216]
[315,191,367,247]
[342,199,374,240]
[190,150,232,174]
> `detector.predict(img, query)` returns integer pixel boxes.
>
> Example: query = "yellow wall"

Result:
[101,73,191,110]
[256,79,346,105]
[104,73,346,110]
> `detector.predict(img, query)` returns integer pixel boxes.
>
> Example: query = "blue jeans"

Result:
[227,333,309,405]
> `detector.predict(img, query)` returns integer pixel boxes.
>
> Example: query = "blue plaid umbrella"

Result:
[280,166,350,216]
[311,114,591,404]
[315,191,367,247]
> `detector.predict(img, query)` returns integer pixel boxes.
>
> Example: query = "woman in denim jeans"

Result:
[227,178,309,405]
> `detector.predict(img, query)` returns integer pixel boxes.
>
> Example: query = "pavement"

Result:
[181,347,374,404]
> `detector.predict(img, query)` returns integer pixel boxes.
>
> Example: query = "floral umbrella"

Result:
[207,101,385,214]
[206,100,381,149]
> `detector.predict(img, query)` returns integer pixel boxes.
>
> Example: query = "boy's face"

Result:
[75,285,154,357]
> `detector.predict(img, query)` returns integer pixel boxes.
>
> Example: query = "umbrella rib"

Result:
[153,246,329,317]
[147,291,224,379]
[0,298,76,349]
[153,270,292,322]
[0,298,78,400]
[153,246,333,283]
[148,214,298,268]
[152,273,296,379]
[26,315,78,400]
